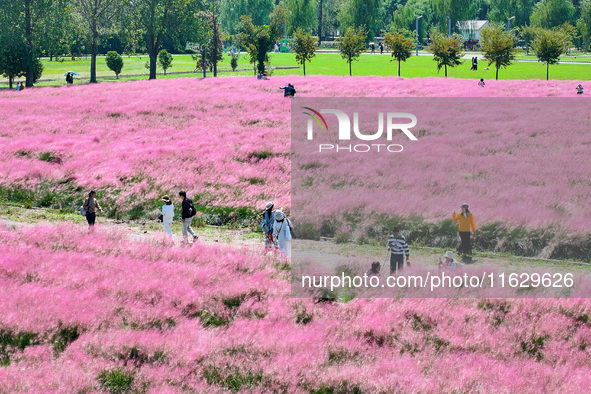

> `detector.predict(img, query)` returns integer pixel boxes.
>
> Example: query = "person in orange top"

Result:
[452,203,476,257]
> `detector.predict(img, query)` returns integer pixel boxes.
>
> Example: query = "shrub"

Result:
[105,51,124,79]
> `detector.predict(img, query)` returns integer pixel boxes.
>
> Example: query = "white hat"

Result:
[444,251,454,259]
[266,201,274,210]
[274,210,285,220]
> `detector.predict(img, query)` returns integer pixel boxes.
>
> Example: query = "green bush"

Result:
[105,51,124,79]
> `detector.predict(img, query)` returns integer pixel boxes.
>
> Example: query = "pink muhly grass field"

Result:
[0,76,588,218]
[1,222,591,392]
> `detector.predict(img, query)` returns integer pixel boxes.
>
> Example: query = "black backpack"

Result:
[187,198,197,217]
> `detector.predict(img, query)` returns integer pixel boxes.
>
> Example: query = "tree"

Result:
[293,27,318,75]
[198,0,224,77]
[480,24,517,80]
[338,0,382,40]
[384,32,414,77]
[219,0,274,36]
[128,0,201,80]
[285,0,316,34]
[487,0,537,28]
[236,9,285,74]
[390,0,434,45]
[530,0,576,29]
[230,52,239,71]
[579,0,591,50]
[36,0,74,61]
[0,0,62,86]
[427,31,464,77]
[157,49,173,74]
[520,25,538,54]
[338,26,367,76]
[317,0,339,42]
[433,0,478,34]
[531,28,568,80]
[72,0,126,83]
[0,37,28,89]
[106,51,124,78]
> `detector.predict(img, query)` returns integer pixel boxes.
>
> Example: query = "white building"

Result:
[457,20,489,41]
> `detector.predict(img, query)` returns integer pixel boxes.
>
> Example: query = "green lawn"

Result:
[2,51,590,88]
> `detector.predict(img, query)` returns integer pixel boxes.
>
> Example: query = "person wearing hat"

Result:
[272,209,293,257]
[161,195,174,239]
[453,203,476,258]
[438,251,458,269]
[260,201,275,249]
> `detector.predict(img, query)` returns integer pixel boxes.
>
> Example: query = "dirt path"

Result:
[2,205,589,275]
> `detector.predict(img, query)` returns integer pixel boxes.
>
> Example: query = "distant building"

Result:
[457,20,489,41]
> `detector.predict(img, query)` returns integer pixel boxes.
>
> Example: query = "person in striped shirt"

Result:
[387,228,410,274]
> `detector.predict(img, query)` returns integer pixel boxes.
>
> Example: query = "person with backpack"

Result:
[179,190,198,244]
[273,209,293,257]
[387,227,410,274]
[260,201,275,249]
[82,190,104,232]
[161,195,174,239]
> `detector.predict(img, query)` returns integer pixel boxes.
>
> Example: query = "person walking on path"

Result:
[453,203,476,258]
[161,195,174,239]
[179,190,198,244]
[82,190,104,232]
[260,201,275,249]
[379,42,384,54]
[273,209,293,257]
[387,227,410,274]
[370,43,375,54]
[479,78,485,87]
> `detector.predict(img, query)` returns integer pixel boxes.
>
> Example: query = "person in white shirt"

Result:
[438,251,458,269]
[161,195,174,239]
[273,210,293,257]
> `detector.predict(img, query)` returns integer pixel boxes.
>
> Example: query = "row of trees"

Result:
[286,24,571,80]
[220,0,591,50]
[0,0,582,87]
[0,0,211,87]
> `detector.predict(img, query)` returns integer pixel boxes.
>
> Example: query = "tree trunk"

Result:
[546,63,549,80]
[398,59,401,76]
[212,14,219,77]
[496,65,499,80]
[317,0,323,46]
[349,59,352,76]
[303,61,306,76]
[90,24,98,83]
[9,76,13,89]
[148,35,157,80]
[24,0,34,87]
[444,64,447,77]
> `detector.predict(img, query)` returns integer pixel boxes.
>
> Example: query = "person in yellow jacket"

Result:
[452,203,476,257]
